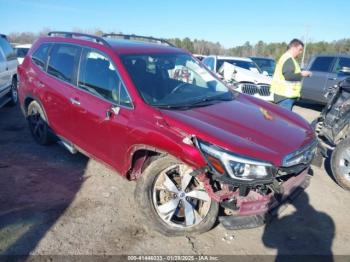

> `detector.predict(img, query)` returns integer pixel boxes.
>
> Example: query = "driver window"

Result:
[335,57,350,72]
[78,49,132,107]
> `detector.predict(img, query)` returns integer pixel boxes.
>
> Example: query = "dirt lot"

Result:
[0,102,349,258]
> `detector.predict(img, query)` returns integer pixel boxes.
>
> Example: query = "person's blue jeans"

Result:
[277,98,296,111]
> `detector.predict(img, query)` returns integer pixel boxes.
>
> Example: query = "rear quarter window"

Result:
[32,43,52,70]
[310,56,335,72]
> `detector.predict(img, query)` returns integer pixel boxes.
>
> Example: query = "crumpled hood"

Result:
[220,62,272,84]
[159,94,314,166]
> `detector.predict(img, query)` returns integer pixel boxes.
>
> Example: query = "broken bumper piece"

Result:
[219,169,309,230]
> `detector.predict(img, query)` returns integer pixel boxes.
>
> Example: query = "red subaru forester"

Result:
[18,32,316,236]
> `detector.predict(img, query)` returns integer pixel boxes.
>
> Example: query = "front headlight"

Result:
[197,141,274,181]
[282,140,317,167]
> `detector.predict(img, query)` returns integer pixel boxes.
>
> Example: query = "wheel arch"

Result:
[23,96,50,124]
[125,141,206,181]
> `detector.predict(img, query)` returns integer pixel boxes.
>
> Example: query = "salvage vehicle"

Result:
[18,32,316,236]
[202,55,274,102]
[313,71,350,190]
[0,34,18,108]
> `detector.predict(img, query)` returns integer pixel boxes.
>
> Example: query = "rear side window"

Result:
[32,43,51,70]
[310,56,335,72]
[0,37,16,61]
[78,49,132,107]
[47,44,81,84]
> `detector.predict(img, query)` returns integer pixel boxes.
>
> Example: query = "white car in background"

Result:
[0,34,18,107]
[202,55,273,102]
[14,44,31,64]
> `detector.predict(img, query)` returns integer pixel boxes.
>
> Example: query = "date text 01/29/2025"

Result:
[127,255,219,261]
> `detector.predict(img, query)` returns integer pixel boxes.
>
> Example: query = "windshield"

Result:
[250,58,276,75]
[120,53,232,108]
[216,59,262,74]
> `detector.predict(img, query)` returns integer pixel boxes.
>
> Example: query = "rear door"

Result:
[71,48,133,171]
[301,56,336,104]
[44,43,82,141]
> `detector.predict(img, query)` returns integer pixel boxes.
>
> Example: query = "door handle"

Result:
[70,98,81,106]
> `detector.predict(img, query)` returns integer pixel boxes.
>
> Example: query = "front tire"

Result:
[27,101,54,145]
[331,138,350,190]
[135,156,219,236]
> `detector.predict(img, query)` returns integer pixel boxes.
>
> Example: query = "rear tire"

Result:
[331,138,350,190]
[135,155,219,236]
[8,77,18,106]
[27,101,54,145]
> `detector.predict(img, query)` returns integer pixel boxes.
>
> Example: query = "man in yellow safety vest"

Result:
[271,39,312,110]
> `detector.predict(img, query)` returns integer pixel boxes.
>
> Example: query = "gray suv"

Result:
[301,54,350,104]
[0,34,18,108]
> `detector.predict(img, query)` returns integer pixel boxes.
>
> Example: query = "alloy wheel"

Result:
[152,164,211,228]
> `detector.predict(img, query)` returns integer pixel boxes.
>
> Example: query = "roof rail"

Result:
[48,31,111,47]
[102,33,175,47]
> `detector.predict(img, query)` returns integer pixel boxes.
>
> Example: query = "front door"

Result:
[71,48,133,171]
[302,56,335,104]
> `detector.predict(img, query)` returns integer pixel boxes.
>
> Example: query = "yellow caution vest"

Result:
[271,51,302,98]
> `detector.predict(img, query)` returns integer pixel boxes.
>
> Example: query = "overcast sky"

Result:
[1,0,348,47]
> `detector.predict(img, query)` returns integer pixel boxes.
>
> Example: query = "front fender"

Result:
[123,130,206,177]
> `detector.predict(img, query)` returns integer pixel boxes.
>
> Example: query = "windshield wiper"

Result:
[156,104,193,110]
[191,93,233,106]
[156,95,232,110]
[156,93,233,110]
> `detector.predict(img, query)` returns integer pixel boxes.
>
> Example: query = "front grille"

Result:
[257,84,271,96]
[240,83,271,96]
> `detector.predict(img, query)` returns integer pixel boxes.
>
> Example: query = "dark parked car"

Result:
[18,32,315,236]
[0,34,18,108]
[301,54,350,104]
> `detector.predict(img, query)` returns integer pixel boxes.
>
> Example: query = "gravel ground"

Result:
[0,102,349,258]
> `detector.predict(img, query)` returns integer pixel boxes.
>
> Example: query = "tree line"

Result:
[7,29,350,65]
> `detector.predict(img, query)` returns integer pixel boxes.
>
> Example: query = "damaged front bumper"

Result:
[218,168,310,230]
[192,136,314,230]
